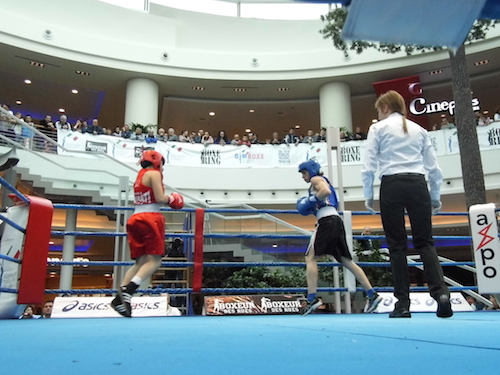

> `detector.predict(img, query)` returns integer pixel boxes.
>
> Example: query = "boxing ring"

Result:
[2,177,500,374]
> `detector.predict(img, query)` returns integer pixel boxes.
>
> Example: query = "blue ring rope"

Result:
[44,285,478,295]
[0,253,22,263]
[0,213,26,234]
[0,287,18,293]
[0,176,30,204]
[46,260,475,267]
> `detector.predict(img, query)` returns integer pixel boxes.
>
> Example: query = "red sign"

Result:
[373,75,428,128]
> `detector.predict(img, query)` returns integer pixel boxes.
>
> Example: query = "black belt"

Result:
[382,173,424,180]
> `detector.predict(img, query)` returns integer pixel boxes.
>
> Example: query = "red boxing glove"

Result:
[168,192,184,209]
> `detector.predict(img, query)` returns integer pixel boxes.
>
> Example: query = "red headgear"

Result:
[140,150,165,170]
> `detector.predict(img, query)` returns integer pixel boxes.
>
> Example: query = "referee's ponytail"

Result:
[375,90,409,134]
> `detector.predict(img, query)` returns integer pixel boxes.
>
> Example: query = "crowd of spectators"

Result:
[3,103,500,151]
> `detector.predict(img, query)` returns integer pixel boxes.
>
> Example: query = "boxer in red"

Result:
[111,150,184,317]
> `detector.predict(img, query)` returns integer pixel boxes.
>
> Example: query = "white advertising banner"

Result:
[56,122,500,168]
[51,296,181,318]
[469,203,500,294]
[0,206,28,319]
[374,292,473,313]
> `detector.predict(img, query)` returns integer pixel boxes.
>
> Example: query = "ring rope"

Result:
[43,285,479,295]
[46,260,475,267]
[0,213,26,234]
[0,176,30,204]
[0,253,22,263]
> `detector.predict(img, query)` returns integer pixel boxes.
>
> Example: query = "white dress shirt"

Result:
[361,112,443,201]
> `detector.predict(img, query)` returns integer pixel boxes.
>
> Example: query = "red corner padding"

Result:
[12,195,54,304]
[192,208,205,293]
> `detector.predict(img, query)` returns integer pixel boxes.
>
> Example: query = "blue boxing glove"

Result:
[297,196,314,216]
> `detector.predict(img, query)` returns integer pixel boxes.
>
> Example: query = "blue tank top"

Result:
[308,176,339,213]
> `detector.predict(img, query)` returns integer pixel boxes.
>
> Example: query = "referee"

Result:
[361,90,452,318]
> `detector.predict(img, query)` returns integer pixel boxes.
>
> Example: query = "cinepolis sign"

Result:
[409,97,480,116]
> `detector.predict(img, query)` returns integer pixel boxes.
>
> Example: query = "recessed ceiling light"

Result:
[272,244,278,248]
[429,70,443,75]
[192,86,205,91]
[249,109,255,113]
[76,70,90,76]
[295,125,300,129]
[59,108,65,113]
[277,87,290,91]
[29,61,45,67]
[372,119,378,123]
[209,112,215,116]
[16,100,22,105]
[234,88,246,92]
[245,129,251,133]
[71,89,78,94]
[474,59,489,66]
[24,79,32,84]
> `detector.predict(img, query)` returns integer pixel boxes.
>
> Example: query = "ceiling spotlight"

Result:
[209,112,215,116]
[245,129,251,133]
[29,61,45,67]
[71,89,78,94]
[295,125,300,129]
[58,108,65,113]
[474,59,489,66]
[429,70,443,75]
[372,119,378,123]
[24,79,32,85]
[15,100,22,105]
[272,244,278,248]
[249,109,255,113]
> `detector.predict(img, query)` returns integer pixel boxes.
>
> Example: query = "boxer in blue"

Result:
[297,159,382,315]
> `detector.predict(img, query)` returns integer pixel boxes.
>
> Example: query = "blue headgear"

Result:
[298,159,321,178]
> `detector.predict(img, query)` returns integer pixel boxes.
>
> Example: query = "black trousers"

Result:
[380,174,449,309]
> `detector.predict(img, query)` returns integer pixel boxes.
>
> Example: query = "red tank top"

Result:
[133,169,164,205]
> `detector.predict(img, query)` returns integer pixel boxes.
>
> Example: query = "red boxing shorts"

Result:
[127,212,165,259]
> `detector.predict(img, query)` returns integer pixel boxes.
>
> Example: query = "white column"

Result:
[125,78,159,126]
[319,81,353,132]
[59,209,77,292]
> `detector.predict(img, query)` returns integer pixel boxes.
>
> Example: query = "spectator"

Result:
[39,114,56,132]
[19,304,40,319]
[431,124,439,131]
[178,130,190,142]
[167,128,179,142]
[155,128,167,142]
[56,115,71,130]
[231,133,241,145]
[465,295,477,311]
[86,119,104,135]
[340,131,351,142]
[112,126,121,136]
[353,126,367,140]
[487,294,500,310]
[40,300,54,318]
[439,116,455,129]
[201,131,214,146]
[270,132,282,145]
[283,128,299,146]
[0,104,14,132]
[73,119,84,132]
[121,124,132,139]
[21,114,36,148]
[13,112,23,143]
[478,111,493,126]
[302,129,316,144]
[494,106,500,122]
[189,131,197,143]
[145,129,157,143]
[194,129,204,143]
[238,134,251,147]
[130,126,144,141]
[358,226,374,251]
[214,130,229,145]
[315,127,327,142]
[250,133,260,145]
